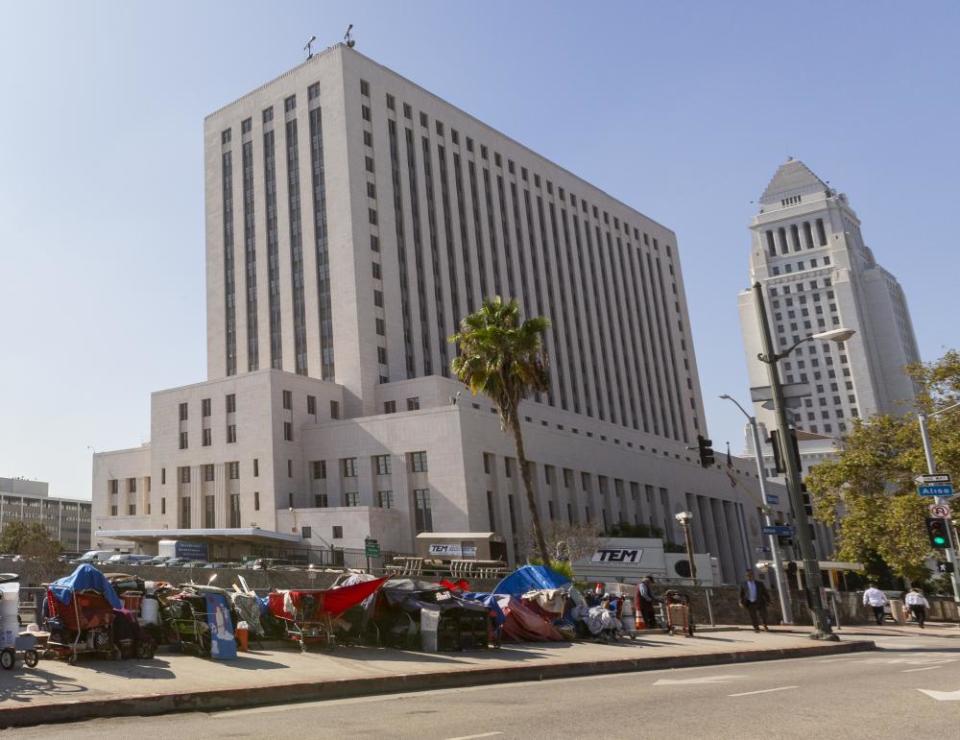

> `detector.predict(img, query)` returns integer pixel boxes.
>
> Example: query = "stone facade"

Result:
[93,45,792,584]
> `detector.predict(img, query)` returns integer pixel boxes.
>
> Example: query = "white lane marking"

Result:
[654,674,747,686]
[903,665,943,673]
[917,688,960,701]
[445,734,504,740]
[728,685,799,697]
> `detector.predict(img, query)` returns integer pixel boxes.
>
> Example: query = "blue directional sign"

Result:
[762,525,794,537]
[764,494,780,505]
[918,484,954,497]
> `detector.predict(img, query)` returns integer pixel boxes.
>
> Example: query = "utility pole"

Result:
[918,412,960,607]
[721,394,793,624]
[753,282,837,640]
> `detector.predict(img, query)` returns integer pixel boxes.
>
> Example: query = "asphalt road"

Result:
[9,632,960,739]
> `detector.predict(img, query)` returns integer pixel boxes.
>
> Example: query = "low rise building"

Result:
[0,477,91,553]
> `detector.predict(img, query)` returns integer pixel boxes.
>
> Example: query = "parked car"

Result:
[149,555,171,566]
[107,554,154,566]
[250,558,298,571]
[71,550,117,565]
[157,557,191,568]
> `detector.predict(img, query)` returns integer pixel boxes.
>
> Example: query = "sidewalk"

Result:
[0,627,874,728]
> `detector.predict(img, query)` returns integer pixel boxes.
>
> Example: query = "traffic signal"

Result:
[926,517,951,550]
[775,521,793,547]
[697,435,715,468]
[801,484,813,516]
[769,429,803,474]
[936,561,955,574]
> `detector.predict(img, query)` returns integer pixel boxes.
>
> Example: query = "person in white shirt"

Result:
[905,588,931,628]
[862,584,888,625]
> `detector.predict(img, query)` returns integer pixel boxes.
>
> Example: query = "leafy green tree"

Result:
[806,350,959,581]
[450,297,552,564]
[0,521,61,562]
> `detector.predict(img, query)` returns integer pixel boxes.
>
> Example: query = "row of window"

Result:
[311,451,428,479]
[770,255,830,276]
[383,397,420,413]
[764,219,828,257]
[179,394,236,421]
[367,81,699,442]
[221,86,334,380]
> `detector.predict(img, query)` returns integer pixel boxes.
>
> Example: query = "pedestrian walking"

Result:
[738,569,770,632]
[905,587,930,628]
[636,575,659,629]
[862,583,888,625]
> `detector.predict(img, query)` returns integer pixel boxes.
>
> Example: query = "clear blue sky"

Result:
[1,1,957,500]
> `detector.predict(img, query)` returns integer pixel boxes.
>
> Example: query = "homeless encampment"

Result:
[361,578,491,651]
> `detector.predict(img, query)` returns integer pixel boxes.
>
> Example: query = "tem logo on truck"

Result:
[590,548,642,564]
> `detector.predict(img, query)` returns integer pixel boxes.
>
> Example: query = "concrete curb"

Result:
[0,639,875,729]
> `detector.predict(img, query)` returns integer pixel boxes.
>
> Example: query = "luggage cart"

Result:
[268,579,388,653]
[661,589,695,637]
[45,590,119,664]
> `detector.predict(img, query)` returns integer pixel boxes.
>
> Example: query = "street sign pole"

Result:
[754,282,835,640]
[747,413,793,624]
[918,413,960,608]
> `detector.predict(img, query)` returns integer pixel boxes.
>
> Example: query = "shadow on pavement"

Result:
[85,657,177,680]
[0,667,88,704]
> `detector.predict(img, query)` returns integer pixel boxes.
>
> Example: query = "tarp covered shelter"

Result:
[49,564,123,609]
[493,565,569,596]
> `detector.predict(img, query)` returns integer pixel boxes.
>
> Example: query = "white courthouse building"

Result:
[93,44,784,583]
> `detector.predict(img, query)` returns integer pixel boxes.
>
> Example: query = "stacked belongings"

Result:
[103,573,157,659]
[487,565,581,643]
[267,578,387,652]
[229,577,263,642]
[362,579,491,652]
[157,582,237,659]
[44,564,125,664]
[329,573,380,646]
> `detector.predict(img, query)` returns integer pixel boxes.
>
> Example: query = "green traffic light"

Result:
[933,535,947,546]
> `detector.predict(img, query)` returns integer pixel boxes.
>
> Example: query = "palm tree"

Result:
[450,296,552,564]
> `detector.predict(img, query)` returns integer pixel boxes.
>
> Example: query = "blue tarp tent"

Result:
[49,564,123,609]
[493,565,569,596]
[459,592,506,626]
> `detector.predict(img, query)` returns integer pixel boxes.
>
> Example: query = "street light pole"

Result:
[917,411,960,607]
[675,511,697,584]
[753,282,837,640]
[720,394,793,625]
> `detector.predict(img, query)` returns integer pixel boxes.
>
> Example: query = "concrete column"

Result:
[215,463,227,528]
[696,495,721,576]
[191,466,203,529]
[710,498,736,584]
[357,456,375,507]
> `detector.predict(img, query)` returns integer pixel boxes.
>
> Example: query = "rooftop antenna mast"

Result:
[304,35,317,60]
[344,24,355,48]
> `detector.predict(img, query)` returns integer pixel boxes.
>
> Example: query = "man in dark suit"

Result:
[739,569,771,632]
